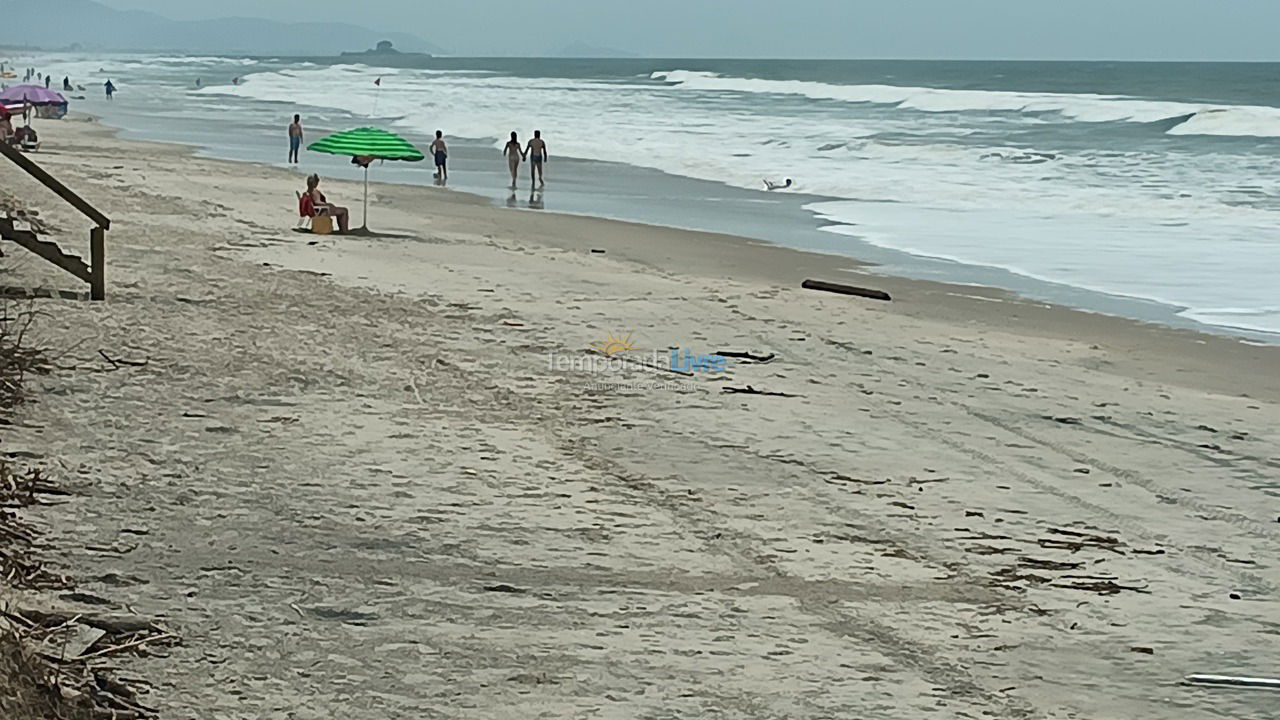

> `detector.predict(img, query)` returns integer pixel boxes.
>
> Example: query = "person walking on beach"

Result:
[430,130,448,181]
[503,132,525,188]
[104,79,115,101]
[526,130,547,187]
[288,114,304,165]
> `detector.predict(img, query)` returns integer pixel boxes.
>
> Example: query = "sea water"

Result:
[14,54,1280,339]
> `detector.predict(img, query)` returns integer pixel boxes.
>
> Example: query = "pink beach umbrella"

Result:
[0,85,69,121]
[0,84,67,106]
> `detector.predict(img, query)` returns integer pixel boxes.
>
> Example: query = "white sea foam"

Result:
[653,69,1280,137]
[1167,106,1280,138]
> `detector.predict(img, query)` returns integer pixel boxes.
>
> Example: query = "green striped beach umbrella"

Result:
[307,127,424,232]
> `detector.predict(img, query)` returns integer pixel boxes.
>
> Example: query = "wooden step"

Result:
[0,217,91,283]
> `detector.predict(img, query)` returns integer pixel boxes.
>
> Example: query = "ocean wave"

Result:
[1181,307,1280,334]
[1167,106,1280,138]
[652,70,1280,138]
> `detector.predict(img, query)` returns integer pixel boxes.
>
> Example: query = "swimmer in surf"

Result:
[764,178,793,191]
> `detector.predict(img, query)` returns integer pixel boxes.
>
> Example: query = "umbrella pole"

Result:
[362,165,369,230]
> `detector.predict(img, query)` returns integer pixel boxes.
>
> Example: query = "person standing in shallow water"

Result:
[288,114,304,165]
[104,79,115,100]
[525,130,547,187]
[430,130,448,181]
[503,132,525,188]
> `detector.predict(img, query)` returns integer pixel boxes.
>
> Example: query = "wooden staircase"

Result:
[0,216,94,286]
[0,141,108,300]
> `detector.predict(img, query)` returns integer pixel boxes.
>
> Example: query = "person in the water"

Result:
[525,130,547,187]
[503,132,526,188]
[430,130,448,181]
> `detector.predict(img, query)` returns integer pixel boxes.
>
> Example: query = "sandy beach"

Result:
[1,114,1278,718]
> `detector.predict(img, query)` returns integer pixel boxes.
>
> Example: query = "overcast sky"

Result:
[97,0,1280,60]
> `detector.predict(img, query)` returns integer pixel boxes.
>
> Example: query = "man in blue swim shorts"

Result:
[430,130,449,181]
[525,130,547,188]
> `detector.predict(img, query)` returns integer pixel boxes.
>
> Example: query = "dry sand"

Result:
[1,115,1278,719]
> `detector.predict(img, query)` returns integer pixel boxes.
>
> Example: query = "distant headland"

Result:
[340,40,431,59]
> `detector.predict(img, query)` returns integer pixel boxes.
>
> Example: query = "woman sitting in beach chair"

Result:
[303,174,349,234]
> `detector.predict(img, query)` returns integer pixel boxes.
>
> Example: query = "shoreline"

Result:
[74,110,1280,402]
[68,87,1280,346]
[2,113,1277,717]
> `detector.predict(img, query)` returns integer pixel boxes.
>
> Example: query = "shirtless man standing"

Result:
[525,130,548,187]
[288,114,303,164]
[430,130,448,181]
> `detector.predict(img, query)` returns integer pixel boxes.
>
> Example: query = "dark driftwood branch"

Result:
[97,350,148,370]
[802,279,892,301]
[714,351,777,363]
[722,385,801,398]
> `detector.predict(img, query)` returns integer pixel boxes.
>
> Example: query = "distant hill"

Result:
[551,42,638,59]
[0,0,443,57]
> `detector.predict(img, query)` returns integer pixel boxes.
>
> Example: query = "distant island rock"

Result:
[342,40,424,57]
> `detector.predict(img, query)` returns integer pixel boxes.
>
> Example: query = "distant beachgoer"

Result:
[104,79,115,100]
[195,78,202,88]
[764,178,793,191]
[288,114,303,164]
[62,76,71,91]
[233,77,240,86]
[430,130,448,180]
[43,75,50,88]
[525,130,547,187]
[0,110,13,144]
[306,174,349,234]
[503,132,525,188]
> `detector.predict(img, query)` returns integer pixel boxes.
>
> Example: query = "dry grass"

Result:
[0,296,88,720]
[0,300,47,411]
[0,624,94,720]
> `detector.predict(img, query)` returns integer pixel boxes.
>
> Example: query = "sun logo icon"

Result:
[591,331,637,357]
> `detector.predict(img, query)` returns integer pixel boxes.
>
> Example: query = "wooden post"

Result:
[90,227,105,301]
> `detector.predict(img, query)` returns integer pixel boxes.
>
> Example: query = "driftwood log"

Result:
[802,279,892,302]
[1185,674,1280,691]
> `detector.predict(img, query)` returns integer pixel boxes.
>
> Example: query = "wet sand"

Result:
[2,115,1278,719]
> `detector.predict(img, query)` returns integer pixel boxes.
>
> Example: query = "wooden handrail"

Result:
[0,140,111,229]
